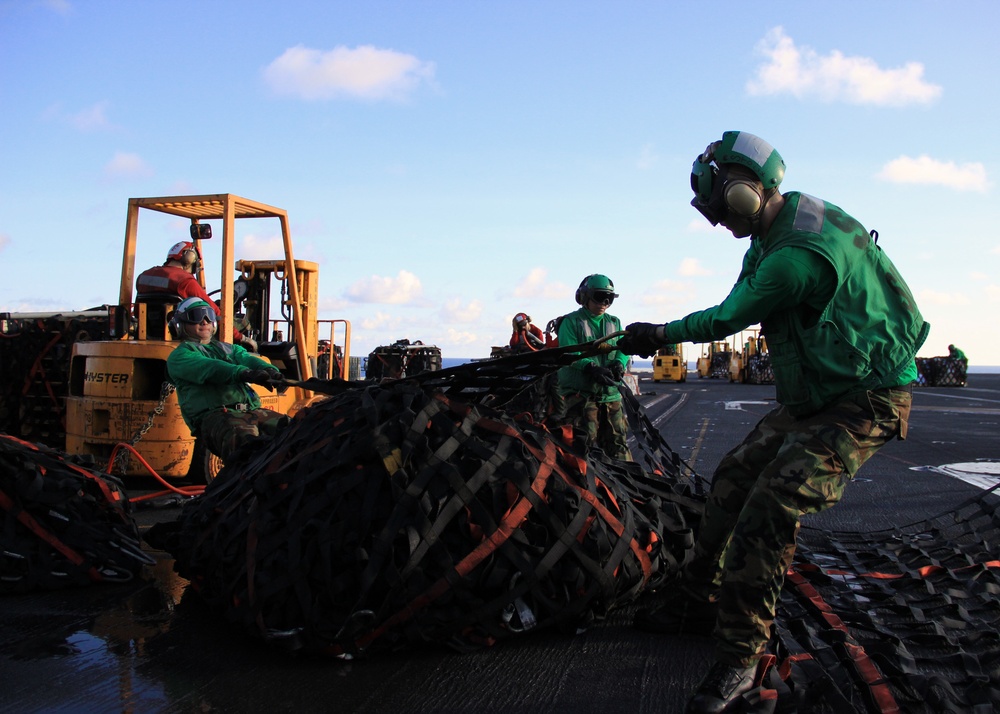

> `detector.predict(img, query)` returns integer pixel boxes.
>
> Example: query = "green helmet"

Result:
[169,297,218,337]
[690,131,785,232]
[575,274,619,306]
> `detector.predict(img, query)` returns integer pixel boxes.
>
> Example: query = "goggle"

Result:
[590,290,617,306]
[178,305,217,324]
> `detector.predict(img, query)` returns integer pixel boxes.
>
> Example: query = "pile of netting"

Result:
[0,433,153,593]
[916,356,967,387]
[744,353,775,385]
[0,308,117,448]
[148,346,705,656]
[769,485,1000,712]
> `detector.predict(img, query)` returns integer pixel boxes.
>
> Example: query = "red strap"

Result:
[786,567,900,713]
[0,486,102,582]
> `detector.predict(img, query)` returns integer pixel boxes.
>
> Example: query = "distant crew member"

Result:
[136,241,257,351]
[550,274,631,461]
[948,344,967,364]
[617,131,928,713]
[509,312,545,352]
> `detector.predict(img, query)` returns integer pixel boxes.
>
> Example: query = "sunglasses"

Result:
[591,291,616,305]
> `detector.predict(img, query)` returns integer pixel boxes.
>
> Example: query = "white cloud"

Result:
[440,298,483,323]
[103,151,153,179]
[686,218,730,235]
[986,285,1000,302]
[0,233,10,253]
[876,155,989,192]
[345,270,423,304]
[237,232,283,259]
[916,289,972,307]
[513,267,569,300]
[636,143,658,170]
[263,44,436,101]
[678,257,711,277]
[446,327,479,345]
[41,0,72,16]
[639,278,697,306]
[359,310,404,331]
[747,27,942,106]
[69,101,112,131]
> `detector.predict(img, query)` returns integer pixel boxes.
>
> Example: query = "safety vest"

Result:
[554,308,625,402]
[759,192,929,415]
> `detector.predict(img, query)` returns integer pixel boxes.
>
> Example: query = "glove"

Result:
[239,335,258,352]
[243,368,277,391]
[609,361,625,382]
[584,362,618,387]
[617,322,665,358]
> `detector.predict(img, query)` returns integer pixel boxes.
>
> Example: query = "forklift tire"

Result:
[188,440,224,485]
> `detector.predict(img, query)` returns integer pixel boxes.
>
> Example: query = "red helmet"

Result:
[165,241,200,269]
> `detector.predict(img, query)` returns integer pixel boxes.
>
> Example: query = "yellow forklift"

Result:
[725,328,773,384]
[696,341,730,379]
[652,344,686,383]
[64,194,350,481]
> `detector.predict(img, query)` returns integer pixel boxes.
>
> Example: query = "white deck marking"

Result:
[910,461,1000,490]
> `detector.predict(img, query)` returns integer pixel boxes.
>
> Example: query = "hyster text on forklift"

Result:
[1,194,351,482]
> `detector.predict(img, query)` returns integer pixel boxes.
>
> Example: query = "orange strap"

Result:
[786,567,900,713]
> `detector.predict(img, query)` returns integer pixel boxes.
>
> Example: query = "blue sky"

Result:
[2,1,998,365]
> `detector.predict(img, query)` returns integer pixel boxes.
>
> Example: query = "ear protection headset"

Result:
[721,172,765,218]
[690,132,785,232]
[575,276,593,306]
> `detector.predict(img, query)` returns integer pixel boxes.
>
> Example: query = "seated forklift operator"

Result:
[136,238,258,351]
[166,297,285,462]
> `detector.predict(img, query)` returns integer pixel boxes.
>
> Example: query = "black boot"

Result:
[685,660,757,713]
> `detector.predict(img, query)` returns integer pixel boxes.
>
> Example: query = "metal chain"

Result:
[114,381,176,476]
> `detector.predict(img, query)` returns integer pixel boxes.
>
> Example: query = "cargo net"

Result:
[150,346,706,656]
[710,351,731,379]
[744,353,775,385]
[916,357,967,387]
[364,339,443,381]
[0,309,116,448]
[770,485,1000,713]
[0,433,153,593]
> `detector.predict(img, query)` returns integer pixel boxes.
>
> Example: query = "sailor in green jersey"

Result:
[166,297,286,463]
[551,274,631,461]
[617,132,929,714]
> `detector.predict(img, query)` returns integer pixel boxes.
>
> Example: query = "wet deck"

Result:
[2,374,998,713]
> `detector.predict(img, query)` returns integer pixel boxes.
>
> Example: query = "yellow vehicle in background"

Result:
[696,341,730,379]
[652,344,686,383]
[727,328,773,384]
[63,194,350,481]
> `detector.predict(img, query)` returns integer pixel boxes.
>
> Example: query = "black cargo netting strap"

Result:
[150,346,706,656]
[768,484,1000,713]
[0,433,154,593]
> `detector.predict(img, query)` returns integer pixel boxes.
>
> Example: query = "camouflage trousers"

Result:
[682,384,913,666]
[198,407,288,462]
[553,392,632,461]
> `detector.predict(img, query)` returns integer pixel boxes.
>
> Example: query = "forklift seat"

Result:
[134,293,182,340]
